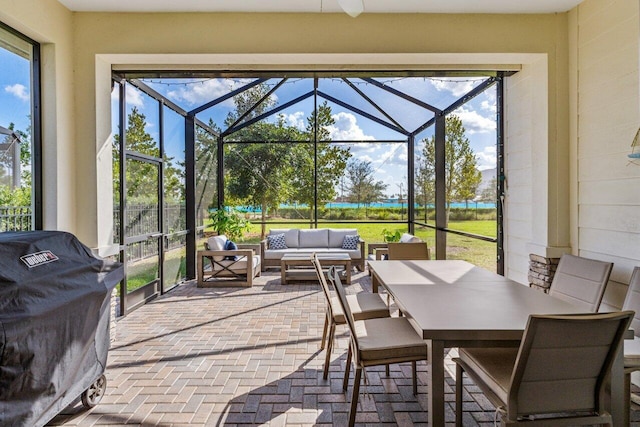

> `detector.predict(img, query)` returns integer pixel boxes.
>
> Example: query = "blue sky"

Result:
[124,76,497,198]
[0,48,31,135]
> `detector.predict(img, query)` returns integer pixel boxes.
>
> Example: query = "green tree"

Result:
[113,107,184,204]
[415,151,435,223]
[195,119,220,225]
[346,159,387,217]
[223,84,299,238]
[290,101,351,222]
[479,176,497,203]
[0,122,31,206]
[419,114,481,222]
[456,149,482,209]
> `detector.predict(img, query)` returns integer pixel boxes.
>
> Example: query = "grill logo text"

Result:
[20,251,59,268]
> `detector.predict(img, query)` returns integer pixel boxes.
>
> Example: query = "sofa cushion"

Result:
[458,347,517,406]
[207,235,228,261]
[269,228,299,248]
[267,233,288,250]
[341,235,360,250]
[399,233,422,243]
[328,228,358,248]
[224,240,239,261]
[299,229,329,248]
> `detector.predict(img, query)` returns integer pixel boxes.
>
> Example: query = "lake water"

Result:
[233,201,496,212]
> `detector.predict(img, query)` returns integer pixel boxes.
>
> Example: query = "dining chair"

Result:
[383,242,431,311]
[330,267,428,427]
[548,254,613,312]
[311,253,390,380]
[621,266,640,424]
[454,311,634,427]
[386,242,431,260]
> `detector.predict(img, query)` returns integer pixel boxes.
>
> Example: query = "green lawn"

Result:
[119,245,187,294]
[125,218,498,293]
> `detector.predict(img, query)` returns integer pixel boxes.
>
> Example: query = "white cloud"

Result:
[281,111,305,130]
[480,91,497,113]
[476,145,497,170]
[127,85,145,107]
[453,107,496,135]
[111,84,145,107]
[356,154,374,163]
[481,99,497,114]
[377,144,407,167]
[4,84,29,102]
[166,78,271,108]
[328,112,375,141]
[168,79,234,107]
[430,79,479,98]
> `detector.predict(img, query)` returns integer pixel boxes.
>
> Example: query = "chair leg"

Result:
[385,364,390,376]
[320,314,329,350]
[412,360,417,395]
[348,366,362,427]
[624,371,632,427]
[323,323,336,380]
[455,363,463,427]
[343,343,353,392]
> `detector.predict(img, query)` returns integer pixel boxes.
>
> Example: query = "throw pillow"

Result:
[341,234,360,250]
[224,239,238,261]
[268,233,288,250]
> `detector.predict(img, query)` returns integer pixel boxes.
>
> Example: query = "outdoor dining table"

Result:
[367,259,627,426]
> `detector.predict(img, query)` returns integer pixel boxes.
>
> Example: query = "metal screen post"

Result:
[408,135,415,234]
[434,115,447,259]
[185,115,196,280]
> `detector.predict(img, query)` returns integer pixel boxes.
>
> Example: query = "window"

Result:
[0,22,41,230]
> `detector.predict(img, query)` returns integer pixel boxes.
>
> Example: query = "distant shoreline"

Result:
[234,201,497,213]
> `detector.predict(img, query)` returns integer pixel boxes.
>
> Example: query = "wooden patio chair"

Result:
[197,235,261,287]
[386,242,431,260]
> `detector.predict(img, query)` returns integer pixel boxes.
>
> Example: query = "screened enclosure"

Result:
[112,72,506,314]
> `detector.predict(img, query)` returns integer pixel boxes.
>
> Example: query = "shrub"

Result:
[209,207,251,241]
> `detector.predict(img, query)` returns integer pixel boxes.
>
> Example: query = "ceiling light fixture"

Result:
[337,0,364,18]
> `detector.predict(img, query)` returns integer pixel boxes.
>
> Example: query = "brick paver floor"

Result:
[49,270,640,426]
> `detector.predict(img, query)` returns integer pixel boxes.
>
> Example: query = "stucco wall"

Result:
[569,0,640,311]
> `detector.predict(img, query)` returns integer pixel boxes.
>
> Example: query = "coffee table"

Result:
[280,252,351,285]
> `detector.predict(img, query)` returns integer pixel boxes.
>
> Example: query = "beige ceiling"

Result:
[57,0,584,14]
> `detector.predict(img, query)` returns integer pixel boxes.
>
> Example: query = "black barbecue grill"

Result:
[0,230,123,426]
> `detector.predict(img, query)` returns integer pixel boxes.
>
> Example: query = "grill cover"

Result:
[0,231,123,426]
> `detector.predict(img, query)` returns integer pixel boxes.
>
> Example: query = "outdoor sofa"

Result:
[260,228,365,272]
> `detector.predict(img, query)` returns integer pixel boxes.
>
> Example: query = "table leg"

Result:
[346,261,352,285]
[280,260,287,285]
[427,339,445,426]
[372,274,379,293]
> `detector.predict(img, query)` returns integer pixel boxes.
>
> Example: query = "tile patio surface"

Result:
[50,270,640,426]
